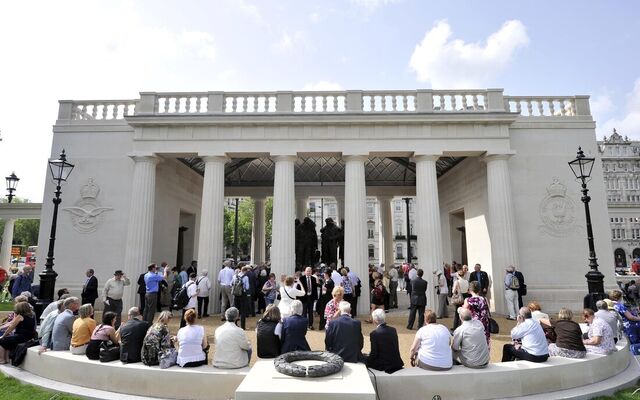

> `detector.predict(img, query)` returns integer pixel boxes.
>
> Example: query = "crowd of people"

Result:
[0,258,637,377]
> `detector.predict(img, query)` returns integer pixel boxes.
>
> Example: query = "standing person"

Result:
[196,271,211,318]
[369,276,386,322]
[180,273,199,328]
[11,266,33,299]
[246,266,258,317]
[347,267,361,317]
[388,266,399,309]
[81,269,98,308]
[232,266,251,330]
[407,269,427,330]
[218,260,235,320]
[435,269,449,319]
[143,264,169,324]
[339,268,354,314]
[102,270,130,329]
[324,287,345,329]
[136,272,146,315]
[186,260,198,276]
[261,273,279,307]
[117,307,149,364]
[464,281,491,345]
[468,264,490,297]
[157,262,169,312]
[300,267,318,330]
[317,270,335,330]
[513,266,526,308]
[504,266,520,321]
[278,276,305,319]
[179,267,188,288]
[451,267,470,331]
[168,266,182,314]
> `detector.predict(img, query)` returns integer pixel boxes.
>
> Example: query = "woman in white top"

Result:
[451,267,470,331]
[278,276,305,318]
[176,309,208,367]
[435,270,449,319]
[409,309,452,371]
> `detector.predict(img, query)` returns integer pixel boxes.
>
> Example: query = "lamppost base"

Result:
[35,269,58,319]
[586,269,605,294]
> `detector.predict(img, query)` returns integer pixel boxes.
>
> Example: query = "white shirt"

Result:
[278,285,305,318]
[531,310,550,322]
[510,318,548,356]
[388,268,398,282]
[183,280,198,310]
[218,267,235,286]
[408,268,417,281]
[415,324,452,369]
[196,276,211,298]
[437,273,448,295]
[102,276,131,302]
[348,271,360,289]
[213,322,251,369]
[40,301,59,321]
[177,325,205,366]
[331,271,342,287]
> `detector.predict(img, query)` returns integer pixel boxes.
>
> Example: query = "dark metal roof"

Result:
[179,156,464,187]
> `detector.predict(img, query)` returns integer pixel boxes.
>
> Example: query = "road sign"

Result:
[11,247,21,256]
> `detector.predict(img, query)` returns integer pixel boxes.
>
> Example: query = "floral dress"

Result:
[467,296,490,344]
[613,302,640,344]
[141,323,172,366]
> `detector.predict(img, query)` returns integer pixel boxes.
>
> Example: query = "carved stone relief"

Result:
[63,178,113,234]
[538,177,579,237]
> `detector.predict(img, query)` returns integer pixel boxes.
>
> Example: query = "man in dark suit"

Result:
[407,269,427,330]
[300,266,319,329]
[366,309,404,373]
[468,263,490,297]
[117,307,150,363]
[514,267,526,308]
[325,301,364,363]
[136,272,146,315]
[81,268,98,307]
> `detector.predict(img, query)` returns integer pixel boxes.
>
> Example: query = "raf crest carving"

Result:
[538,177,578,237]
[63,178,113,233]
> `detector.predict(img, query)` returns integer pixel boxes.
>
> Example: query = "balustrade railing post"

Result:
[208,92,224,113]
[138,92,157,115]
[346,90,363,113]
[57,101,73,120]
[486,89,505,112]
[276,92,293,112]
[416,90,433,112]
[574,96,591,116]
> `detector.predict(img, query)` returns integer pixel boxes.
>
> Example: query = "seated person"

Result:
[281,300,310,353]
[256,305,282,358]
[596,300,620,342]
[51,297,80,351]
[71,304,96,355]
[86,311,119,360]
[528,301,550,322]
[583,308,615,355]
[176,309,208,367]
[142,311,174,366]
[214,307,252,369]
[325,301,364,363]
[409,309,452,371]
[0,295,29,336]
[366,308,403,373]
[609,290,640,344]
[117,307,149,363]
[502,307,549,363]
[452,307,489,368]
[544,308,586,359]
[39,300,63,351]
[40,290,69,322]
[0,301,37,364]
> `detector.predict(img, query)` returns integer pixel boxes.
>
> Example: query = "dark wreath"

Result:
[274,351,344,377]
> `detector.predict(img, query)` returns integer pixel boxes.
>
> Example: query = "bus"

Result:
[25,245,37,268]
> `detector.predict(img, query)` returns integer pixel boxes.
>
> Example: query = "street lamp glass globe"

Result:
[568,147,595,180]
[5,172,19,191]
[48,149,75,183]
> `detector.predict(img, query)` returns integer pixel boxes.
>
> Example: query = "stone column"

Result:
[343,155,369,315]
[1,218,15,268]
[271,155,296,278]
[415,155,444,313]
[196,156,227,314]
[123,155,159,310]
[296,198,308,220]
[377,196,395,270]
[485,154,519,314]
[251,197,266,264]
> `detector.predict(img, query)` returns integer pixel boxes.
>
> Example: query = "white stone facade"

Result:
[35,89,614,314]
[597,130,640,269]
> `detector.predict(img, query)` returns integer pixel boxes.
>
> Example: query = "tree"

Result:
[0,197,39,250]
[223,197,273,262]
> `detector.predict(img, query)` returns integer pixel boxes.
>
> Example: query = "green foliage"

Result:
[223,197,273,261]
[593,385,640,400]
[0,219,40,248]
[0,373,81,400]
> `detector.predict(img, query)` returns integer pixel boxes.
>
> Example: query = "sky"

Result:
[1,0,639,202]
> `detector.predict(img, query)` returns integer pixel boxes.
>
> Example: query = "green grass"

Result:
[593,385,640,400]
[0,302,14,312]
[0,372,81,400]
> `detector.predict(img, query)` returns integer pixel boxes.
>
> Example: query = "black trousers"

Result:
[234,295,248,330]
[501,344,549,363]
[138,293,146,315]
[303,297,315,327]
[197,296,210,317]
[407,304,425,329]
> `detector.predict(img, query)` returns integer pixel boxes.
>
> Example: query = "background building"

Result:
[598,129,640,269]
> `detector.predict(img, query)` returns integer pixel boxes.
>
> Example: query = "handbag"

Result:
[159,347,178,369]
[99,342,120,363]
[489,317,499,334]
[451,293,464,306]
[10,338,39,366]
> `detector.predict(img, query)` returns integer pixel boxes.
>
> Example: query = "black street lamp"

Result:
[568,146,605,296]
[5,172,19,203]
[37,150,74,314]
[403,197,412,263]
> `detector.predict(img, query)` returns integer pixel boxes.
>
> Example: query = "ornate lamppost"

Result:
[5,172,19,203]
[37,150,74,313]
[403,197,412,263]
[568,147,605,295]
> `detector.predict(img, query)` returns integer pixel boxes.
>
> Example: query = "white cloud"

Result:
[591,94,614,117]
[302,81,344,91]
[272,30,311,52]
[350,0,402,13]
[598,79,640,139]
[409,20,529,88]
[234,0,262,23]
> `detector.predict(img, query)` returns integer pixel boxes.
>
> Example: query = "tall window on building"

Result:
[368,244,375,259]
[395,222,403,236]
[367,202,375,217]
[396,244,403,259]
[395,201,402,212]
[367,221,375,239]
